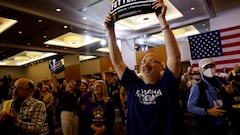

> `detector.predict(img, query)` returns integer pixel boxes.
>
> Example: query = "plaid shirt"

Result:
[1,97,49,135]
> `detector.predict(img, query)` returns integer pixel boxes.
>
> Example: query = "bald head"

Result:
[142,52,161,64]
[12,78,34,102]
[15,78,34,90]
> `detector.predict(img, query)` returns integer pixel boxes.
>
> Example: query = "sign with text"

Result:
[111,0,155,22]
[49,58,64,74]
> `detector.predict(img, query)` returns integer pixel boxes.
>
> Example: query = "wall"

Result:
[80,59,101,75]
[0,61,64,84]
[210,7,240,30]
[26,61,64,84]
[0,66,26,79]
[63,54,81,81]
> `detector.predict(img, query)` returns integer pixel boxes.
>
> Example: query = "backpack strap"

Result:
[197,81,209,109]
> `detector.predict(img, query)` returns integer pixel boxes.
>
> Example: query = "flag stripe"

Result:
[221,33,240,40]
[189,25,240,73]
[222,42,240,48]
[222,37,240,45]
[222,46,240,53]
[223,50,240,55]
[220,25,240,33]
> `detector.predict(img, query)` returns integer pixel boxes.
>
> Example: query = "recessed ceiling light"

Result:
[143,17,149,21]
[18,31,23,34]
[38,19,43,23]
[63,25,68,29]
[55,8,62,12]
[100,39,107,46]
[190,7,195,11]
[81,7,87,12]
[43,35,47,38]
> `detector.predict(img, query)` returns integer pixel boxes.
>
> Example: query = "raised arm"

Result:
[104,13,126,79]
[153,0,181,78]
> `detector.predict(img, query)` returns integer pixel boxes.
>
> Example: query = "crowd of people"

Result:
[180,62,240,135]
[0,0,239,135]
[0,73,126,135]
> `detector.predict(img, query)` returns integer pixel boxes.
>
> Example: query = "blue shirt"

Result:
[121,67,180,135]
[187,76,226,126]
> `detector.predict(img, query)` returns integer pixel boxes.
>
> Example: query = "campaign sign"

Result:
[49,58,64,74]
[111,0,154,22]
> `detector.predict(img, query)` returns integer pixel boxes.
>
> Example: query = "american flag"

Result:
[188,25,240,72]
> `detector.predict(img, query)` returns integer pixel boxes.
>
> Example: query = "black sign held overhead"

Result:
[49,58,64,74]
[111,0,155,22]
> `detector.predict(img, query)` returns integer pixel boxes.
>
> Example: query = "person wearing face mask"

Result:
[187,58,234,135]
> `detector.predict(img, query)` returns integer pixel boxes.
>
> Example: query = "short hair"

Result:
[88,75,100,80]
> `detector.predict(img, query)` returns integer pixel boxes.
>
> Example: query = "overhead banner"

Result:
[111,0,155,22]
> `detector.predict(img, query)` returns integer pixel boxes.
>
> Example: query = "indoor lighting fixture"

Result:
[79,55,96,61]
[100,39,107,46]
[0,51,57,66]
[96,47,109,52]
[115,0,183,30]
[44,32,102,48]
[0,17,17,34]
[151,25,200,40]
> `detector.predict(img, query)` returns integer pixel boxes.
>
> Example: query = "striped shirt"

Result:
[0,96,49,135]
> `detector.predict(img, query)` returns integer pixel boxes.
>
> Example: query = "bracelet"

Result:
[161,24,169,31]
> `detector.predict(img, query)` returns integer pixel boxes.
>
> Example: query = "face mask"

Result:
[203,68,216,78]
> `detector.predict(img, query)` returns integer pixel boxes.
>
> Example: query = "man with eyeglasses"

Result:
[187,58,234,135]
[0,78,49,135]
[104,0,182,134]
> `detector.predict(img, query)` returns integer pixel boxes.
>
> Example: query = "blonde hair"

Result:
[90,80,109,103]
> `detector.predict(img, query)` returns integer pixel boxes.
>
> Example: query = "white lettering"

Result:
[136,88,162,105]
[111,0,137,10]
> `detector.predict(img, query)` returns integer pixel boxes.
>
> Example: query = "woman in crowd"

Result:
[60,80,80,135]
[84,80,115,135]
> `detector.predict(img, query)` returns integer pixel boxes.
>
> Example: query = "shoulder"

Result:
[122,67,136,78]
[190,81,202,92]
[162,67,180,85]
[28,97,45,106]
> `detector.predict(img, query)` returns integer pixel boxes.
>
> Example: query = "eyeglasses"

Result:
[11,86,29,91]
[141,59,161,65]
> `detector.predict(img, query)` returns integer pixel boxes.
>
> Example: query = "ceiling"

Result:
[0,0,239,66]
